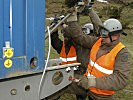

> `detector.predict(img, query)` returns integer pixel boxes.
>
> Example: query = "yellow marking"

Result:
[4,48,14,58]
[4,59,13,68]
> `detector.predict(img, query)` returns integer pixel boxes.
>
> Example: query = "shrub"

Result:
[101,5,124,19]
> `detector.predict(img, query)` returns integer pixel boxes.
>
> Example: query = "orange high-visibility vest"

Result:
[84,38,125,95]
[60,43,77,64]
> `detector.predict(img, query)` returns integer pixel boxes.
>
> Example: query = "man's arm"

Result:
[64,22,97,49]
[63,8,102,48]
[88,9,103,36]
[95,48,131,91]
[51,30,63,54]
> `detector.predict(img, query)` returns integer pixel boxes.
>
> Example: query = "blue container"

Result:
[0,0,45,78]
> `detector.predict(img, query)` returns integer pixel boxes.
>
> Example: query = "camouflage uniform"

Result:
[49,19,90,100]
[62,20,131,100]
[47,8,131,100]
[51,9,102,75]
[46,9,103,100]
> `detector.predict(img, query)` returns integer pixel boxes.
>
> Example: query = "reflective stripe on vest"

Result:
[60,57,77,62]
[60,43,77,64]
[85,38,125,95]
[90,59,113,75]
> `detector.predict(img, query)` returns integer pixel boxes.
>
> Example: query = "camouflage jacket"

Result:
[64,20,131,100]
[51,30,89,74]
[51,9,102,74]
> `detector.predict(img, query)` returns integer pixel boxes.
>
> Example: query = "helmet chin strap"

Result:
[109,35,113,42]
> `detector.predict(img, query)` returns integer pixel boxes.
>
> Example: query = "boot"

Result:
[76,95,86,100]
[88,96,94,100]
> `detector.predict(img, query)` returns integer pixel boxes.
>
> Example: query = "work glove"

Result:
[81,0,95,15]
[78,76,96,89]
[67,7,78,22]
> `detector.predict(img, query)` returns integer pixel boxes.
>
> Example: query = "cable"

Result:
[38,26,51,100]
[10,0,13,46]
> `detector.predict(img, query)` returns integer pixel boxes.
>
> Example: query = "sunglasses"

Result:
[100,28,109,38]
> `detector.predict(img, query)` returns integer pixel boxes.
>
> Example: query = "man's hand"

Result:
[67,7,78,22]
[66,0,95,22]
[78,76,96,89]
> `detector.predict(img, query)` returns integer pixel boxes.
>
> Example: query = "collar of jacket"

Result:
[100,38,120,51]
